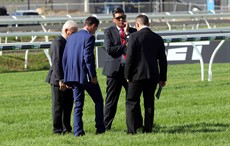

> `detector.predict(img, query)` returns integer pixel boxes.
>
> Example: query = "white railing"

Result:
[0,31,230,82]
[1,11,230,25]
[1,11,230,33]
[2,1,230,14]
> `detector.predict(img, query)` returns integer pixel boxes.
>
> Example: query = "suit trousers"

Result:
[51,85,73,134]
[104,65,143,130]
[72,82,105,136]
[126,79,157,133]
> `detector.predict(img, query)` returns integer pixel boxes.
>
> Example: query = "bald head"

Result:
[62,20,78,39]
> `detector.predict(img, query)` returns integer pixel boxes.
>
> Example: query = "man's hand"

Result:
[124,22,130,35]
[59,81,67,91]
[159,81,166,87]
[91,76,98,85]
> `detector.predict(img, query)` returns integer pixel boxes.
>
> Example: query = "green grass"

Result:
[0,52,230,145]
[0,50,50,73]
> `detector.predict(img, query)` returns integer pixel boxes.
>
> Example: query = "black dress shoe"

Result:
[135,125,143,129]
[143,129,152,133]
[105,126,111,131]
[53,129,62,135]
[127,131,136,135]
[96,130,105,135]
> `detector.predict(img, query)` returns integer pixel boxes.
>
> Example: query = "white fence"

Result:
[1,1,230,14]
[0,12,230,81]
[1,11,230,33]
[0,31,230,82]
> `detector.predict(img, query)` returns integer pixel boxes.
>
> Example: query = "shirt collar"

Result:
[116,25,123,31]
[140,26,148,30]
[61,34,66,40]
[83,28,89,33]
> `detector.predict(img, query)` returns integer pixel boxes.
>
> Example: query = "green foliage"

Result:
[0,53,229,145]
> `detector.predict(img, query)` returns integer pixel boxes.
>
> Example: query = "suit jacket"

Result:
[102,25,136,77]
[62,30,97,85]
[124,27,167,82]
[45,35,66,86]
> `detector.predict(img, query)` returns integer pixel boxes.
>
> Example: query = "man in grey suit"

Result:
[102,7,143,131]
[125,15,167,134]
[45,20,78,134]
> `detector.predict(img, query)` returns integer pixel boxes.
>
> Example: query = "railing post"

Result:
[191,42,205,81]
[208,40,225,81]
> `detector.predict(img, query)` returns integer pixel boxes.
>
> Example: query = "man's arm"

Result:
[84,35,97,83]
[51,40,64,81]
[158,36,168,84]
[104,28,126,58]
[124,34,136,81]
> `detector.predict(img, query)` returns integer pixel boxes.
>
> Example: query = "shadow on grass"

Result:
[153,122,230,133]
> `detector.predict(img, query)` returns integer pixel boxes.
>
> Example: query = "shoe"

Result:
[135,125,143,129]
[96,130,105,135]
[127,130,136,135]
[105,126,111,131]
[53,129,62,135]
[143,128,152,133]
[74,131,85,137]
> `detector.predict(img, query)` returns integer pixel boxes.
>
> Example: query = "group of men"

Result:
[46,7,167,137]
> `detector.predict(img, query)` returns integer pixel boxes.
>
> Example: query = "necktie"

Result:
[120,28,126,45]
[120,28,126,59]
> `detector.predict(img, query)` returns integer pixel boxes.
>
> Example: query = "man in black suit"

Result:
[125,15,167,134]
[102,7,143,130]
[45,20,78,134]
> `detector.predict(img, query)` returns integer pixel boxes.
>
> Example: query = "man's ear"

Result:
[135,22,139,29]
[64,28,68,35]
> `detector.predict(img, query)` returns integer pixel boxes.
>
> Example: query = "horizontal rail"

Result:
[162,33,230,43]
[1,33,230,50]
[1,27,230,37]
[0,12,230,25]
[0,32,59,37]
[0,27,230,37]
[1,31,229,82]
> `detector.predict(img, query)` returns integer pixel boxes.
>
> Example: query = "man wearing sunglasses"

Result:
[102,7,143,131]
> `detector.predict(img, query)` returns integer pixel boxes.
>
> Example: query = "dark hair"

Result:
[84,16,99,27]
[112,7,124,18]
[136,14,149,26]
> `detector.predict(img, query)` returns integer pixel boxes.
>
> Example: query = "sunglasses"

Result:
[115,15,126,20]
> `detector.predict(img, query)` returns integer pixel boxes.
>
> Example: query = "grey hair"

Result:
[62,20,78,33]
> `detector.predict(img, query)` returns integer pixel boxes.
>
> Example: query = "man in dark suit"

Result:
[62,16,105,137]
[125,15,168,134]
[45,20,78,134]
[102,7,143,130]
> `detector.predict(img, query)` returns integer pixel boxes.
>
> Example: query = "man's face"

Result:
[113,13,126,28]
[90,24,98,34]
[66,27,78,38]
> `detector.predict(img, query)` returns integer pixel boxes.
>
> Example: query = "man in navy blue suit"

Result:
[62,16,105,136]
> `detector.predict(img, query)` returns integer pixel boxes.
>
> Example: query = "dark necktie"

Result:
[120,28,126,59]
